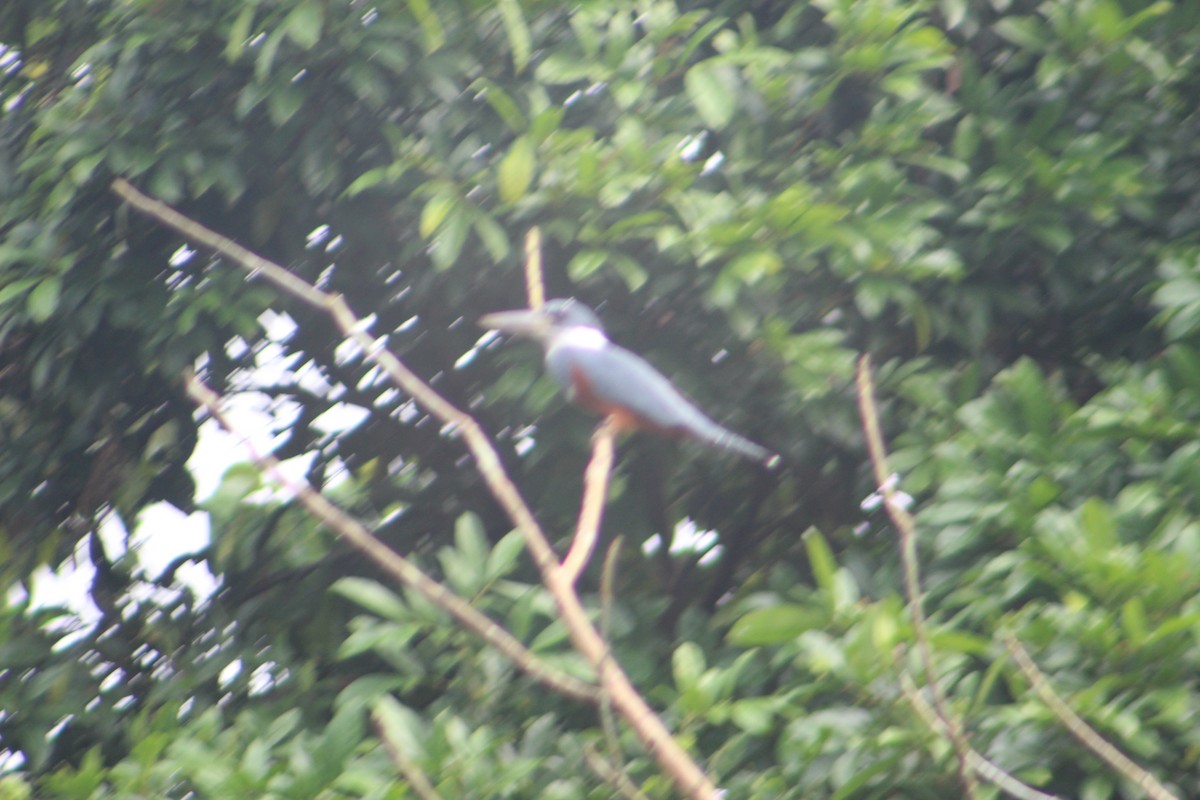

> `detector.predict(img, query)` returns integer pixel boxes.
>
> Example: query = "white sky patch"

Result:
[169,244,196,267]
[218,659,243,689]
[860,473,913,513]
[21,531,110,627]
[132,505,215,595]
[334,329,371,365]
[306,224,331,249]
[513,424,538,456]
[678,132,707,161]
[261,309,298,341]
[312,402,370,436]
[455,330,500,369]
[355,364,383,391]
[641,518,724,566]
[22,308,364,623]
[374,387,401,408]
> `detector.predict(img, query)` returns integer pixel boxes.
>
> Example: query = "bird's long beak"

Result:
[478,307,551,338]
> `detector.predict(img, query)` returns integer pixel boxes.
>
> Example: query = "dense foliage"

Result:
[1,0,1198,796]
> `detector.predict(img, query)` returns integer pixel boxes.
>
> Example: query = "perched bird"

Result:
[480,298,779,467]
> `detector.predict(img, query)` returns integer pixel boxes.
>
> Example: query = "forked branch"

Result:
[856,354,978,798]
[113,178,722,800]
[184,372,597,703]
[1004,635,1178,800]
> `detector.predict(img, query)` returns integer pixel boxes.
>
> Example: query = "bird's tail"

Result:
[703,427,781,469]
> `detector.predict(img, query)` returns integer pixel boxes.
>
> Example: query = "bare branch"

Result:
[1004,635,1179,800]
[185,372,597,703]
[583,743,652,800]
[856,354,978,798]
[115,179,723,800]
[524,227,545,310]
[598,538,626,780]
[371,709,445,800]
[562,419,618,584]
[900,674,1062,800]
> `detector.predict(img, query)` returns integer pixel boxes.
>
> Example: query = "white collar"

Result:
[556,326,608,350]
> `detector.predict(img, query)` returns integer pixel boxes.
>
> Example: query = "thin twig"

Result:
[562,419,618,584]
[900,674,1062,800]
[598,539,625,770]
[114,178,722,800]
[1003,635,1179,800]
[524,227,544,309]
[583,743,652,800]
[371,710,445,800]
[855,354,978,798]
[185,373,597,703]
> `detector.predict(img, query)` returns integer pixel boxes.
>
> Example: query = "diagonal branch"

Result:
[900,674,1062,800]
[114,178,723,800]
[562,418,618,584]
[1004,635,1179,800]
[185,372,597,703]
[523,227,545,310]
[371,708,445,800]
[856,354,978,798]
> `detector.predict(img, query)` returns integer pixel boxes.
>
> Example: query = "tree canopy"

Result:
[2,0,1199,797]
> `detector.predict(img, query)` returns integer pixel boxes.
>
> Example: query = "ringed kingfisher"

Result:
[480,298,778,467]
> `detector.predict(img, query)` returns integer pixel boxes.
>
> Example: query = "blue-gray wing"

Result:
[544,341,778,466]
[545,341,717,433]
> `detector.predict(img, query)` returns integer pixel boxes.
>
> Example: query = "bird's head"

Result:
[479,298,606,344]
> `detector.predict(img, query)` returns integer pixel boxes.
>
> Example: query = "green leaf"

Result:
[473,214,510,262]
[371,696,428,761]
[730,697,780,735]
[611,255,648,291]
[204,463,263,519]
[993,16,1050,51]
[534,54,594,85]
[225,7,255,62]
[497,0,532,73]
[0,277,38,307]
[727,604,824,646]
[797,630,846,675]
[1031,221,1074,253]
[484,529,525,581]
[406,0,445,52]
[498,137,536,204]
[804,528,838,600]
[284,2,324,49]
[728,250,783,284]
[344,164,404,197]
[474,79,526,132]
[331,577,410,621]
[1079,498,1117,550]
[430,206,469,269]
[267,84,303,125]
[568,250,608,282]
[672,641,706,690]
[1121,597,1147,647]
[26,276,61,323]
[439,534,482,596]
[900,153,969,183]
[420,194,455,239]
[685,61,738,129]
[149,165,184,203]
[454,512,489,569]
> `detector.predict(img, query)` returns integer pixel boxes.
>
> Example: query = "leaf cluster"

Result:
[1,0,1199,796]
